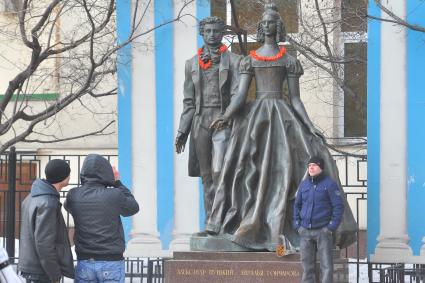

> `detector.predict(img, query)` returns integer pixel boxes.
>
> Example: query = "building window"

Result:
[211,0,227,24]
[211,0,299,38]
[344,42,367,137]
[341,0,367,33]
[341,0,367,138]
[1,0,22,13]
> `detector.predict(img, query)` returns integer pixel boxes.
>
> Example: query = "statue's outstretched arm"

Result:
[223,73,252,119]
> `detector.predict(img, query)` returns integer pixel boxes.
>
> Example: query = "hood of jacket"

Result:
[31,179,59,198]
[80,154,115,186]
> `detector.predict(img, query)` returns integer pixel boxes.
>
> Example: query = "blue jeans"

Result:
[75,260,125,283]
[299,227,334,283]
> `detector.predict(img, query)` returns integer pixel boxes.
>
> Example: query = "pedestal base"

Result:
[164,251,349,283]
[190,235,252,251]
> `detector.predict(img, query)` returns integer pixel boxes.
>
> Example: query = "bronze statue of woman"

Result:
[206,4,356,251]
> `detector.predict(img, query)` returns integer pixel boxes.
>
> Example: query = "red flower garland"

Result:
[198,44,228,70]
[250,46,286,61]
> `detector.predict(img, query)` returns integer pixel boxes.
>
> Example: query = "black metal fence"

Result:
[0,148,164,282]
[333,152,368,282]
[0,148,119,254]
[1,147,421,282]
[369,263,425,283]
[4,257,165,283]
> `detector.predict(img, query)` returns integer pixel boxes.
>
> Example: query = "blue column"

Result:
[366,0,381,257]
[116,0,133,242]
[155,0,174,249]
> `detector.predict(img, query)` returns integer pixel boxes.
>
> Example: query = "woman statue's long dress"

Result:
[206,5,357,251]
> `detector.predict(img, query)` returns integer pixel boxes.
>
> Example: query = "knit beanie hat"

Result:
[308,156,324,169]
[45,159,71,184]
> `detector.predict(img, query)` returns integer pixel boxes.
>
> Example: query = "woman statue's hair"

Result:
[256,3,286,43]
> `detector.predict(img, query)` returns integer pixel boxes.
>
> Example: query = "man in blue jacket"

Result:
[294,156,344,283]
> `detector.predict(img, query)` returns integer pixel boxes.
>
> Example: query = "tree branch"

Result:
[367,14,425,33]
[370,0,425,33]
[22,120,115,144]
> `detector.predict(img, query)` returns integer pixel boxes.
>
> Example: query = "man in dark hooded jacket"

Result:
[19,159,75,283]
[65,154,139,283]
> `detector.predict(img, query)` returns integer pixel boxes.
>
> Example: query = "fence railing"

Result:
[0,149,171,282]
[1,147,419,282]
[369,263,425,283]
[5,257,165,283]
[0,148,119,254]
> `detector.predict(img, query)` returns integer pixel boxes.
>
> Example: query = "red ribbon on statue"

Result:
[250,46,286,61]
[198,44,228,70]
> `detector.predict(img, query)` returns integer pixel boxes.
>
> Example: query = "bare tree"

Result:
[291,0,423,156]
[0,0,193,153]
[368,0,425,33]
[3,0,417,154]
[288,0,367,146]
[219,0,423,157]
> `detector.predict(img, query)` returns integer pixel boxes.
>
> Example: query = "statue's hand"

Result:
[210,116,229,130]
[175,132,188,154]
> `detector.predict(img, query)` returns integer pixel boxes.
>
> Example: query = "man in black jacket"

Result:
[65,154,139,283]
[19,159,74,283]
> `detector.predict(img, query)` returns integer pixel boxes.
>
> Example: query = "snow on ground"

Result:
[349,258,369,282]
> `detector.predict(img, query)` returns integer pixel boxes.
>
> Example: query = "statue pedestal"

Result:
[190,235,252,251]
[164,251,349,283]
[165,251,305,283]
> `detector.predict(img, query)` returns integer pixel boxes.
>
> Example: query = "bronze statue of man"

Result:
[175,16,242,234]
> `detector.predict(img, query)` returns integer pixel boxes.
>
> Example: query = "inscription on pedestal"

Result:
[165,260,303,283]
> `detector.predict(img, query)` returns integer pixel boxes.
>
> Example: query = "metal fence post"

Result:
[147,259,153,283]
[6,146,16,259]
